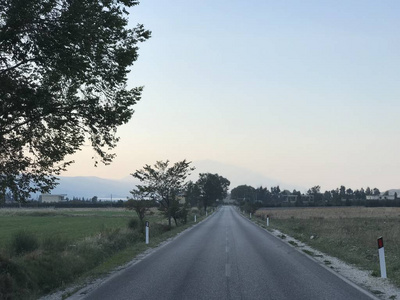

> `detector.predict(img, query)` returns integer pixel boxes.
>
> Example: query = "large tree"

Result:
[131,160,194,228]
[185,180,201,208]
[0,0,150,201]
[230,185,255,202]
[125,189,155,231]
[196,173,230,212]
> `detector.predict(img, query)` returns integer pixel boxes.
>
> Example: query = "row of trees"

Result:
[305,185,384,205]
[232,184,389,211]
[127,160,230,228]
[185,174,230,212]
[2,199,125,209]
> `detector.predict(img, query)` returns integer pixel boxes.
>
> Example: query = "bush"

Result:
[128,218,139,230]
[149,223,170,237]
[11,231,39,255]
[24,253,84,294]
[0,255,34,299]
[42,235,69,253]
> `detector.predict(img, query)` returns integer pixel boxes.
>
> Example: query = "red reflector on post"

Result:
[378,237,384,249]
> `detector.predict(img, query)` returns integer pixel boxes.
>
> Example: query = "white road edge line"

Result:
[236,209,381,300]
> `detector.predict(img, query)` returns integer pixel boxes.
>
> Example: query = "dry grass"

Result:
[256,206,400,219]
[255,207,400,287]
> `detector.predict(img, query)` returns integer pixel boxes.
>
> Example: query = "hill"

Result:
[43,176,138,200]
[40,161,301,200]
[191,160,302,191]
[388,189,400,196]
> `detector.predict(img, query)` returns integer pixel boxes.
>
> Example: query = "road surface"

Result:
[74,206,375,300]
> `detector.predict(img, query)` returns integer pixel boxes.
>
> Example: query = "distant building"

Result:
[281,190,298,204]
[40,194,67,203]
[366,194,395,201]
[301,194,314,204]
[223,194,236,204]
[177,194,186,205]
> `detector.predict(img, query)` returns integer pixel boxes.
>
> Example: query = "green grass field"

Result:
[0,209,132,247]
[0,207,207,299]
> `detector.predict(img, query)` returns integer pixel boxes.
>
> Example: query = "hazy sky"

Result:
[62,0,400,192]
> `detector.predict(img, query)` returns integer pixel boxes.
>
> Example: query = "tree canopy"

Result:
[230,185,256,202]
[131,160,194,227]
[0,0,150,201]
[196,173,230,212]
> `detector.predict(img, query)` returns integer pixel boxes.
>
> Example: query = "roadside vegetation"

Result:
[0,157,230,299]
[253,207,400,288]
[231,185,399,209]
[0,207,209,299]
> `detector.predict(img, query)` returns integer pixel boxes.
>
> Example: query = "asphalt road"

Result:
[75,206,375,300]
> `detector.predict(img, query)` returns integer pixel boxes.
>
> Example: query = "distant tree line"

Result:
[128,160,230,229]
[232,184,398,213]
[1,199,125,209]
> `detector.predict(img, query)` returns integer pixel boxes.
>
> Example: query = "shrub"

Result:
[42,235,69,253]
[0,255,34,299]
[11,231,39,255]
[128,218,139,230]
[150,223,170,237]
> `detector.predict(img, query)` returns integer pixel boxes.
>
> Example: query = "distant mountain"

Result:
[387,189,400,196]
[31,162,397,200]
[41,176,139,200]
[33,161,302,200]
[190,160,303,191]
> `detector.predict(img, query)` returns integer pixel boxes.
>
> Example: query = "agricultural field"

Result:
[0,207,204,299]
[0,208,132,246]
[255,207,400,287]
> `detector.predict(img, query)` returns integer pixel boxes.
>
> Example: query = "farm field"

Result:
[0,207,205,299]
[0,208,132,246]
[255,207,400,287]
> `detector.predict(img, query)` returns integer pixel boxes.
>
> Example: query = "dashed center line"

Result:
[225,264,231,277]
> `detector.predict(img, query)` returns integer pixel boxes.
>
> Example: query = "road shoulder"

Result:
[240,211,400,300]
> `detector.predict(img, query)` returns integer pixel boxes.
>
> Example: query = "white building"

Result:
[40,194,67,203]
[366,194,395,201]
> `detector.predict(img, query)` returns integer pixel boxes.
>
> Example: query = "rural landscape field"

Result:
[0,207,207,299]
[255,207,400,288]
[2,205,400,299]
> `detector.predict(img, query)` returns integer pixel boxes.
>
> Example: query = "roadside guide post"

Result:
[194,215,197,223]
[145,221,149,245]
[250,212,252,219]
[267,215,269,227]
[378,237,387,278]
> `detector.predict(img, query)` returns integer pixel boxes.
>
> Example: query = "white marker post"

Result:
[250,212,252,219]
[206,210,208,217]
[267,215,270,227]
[194,215,197,223]
[145,221,149,245]
[378,237,387,278]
